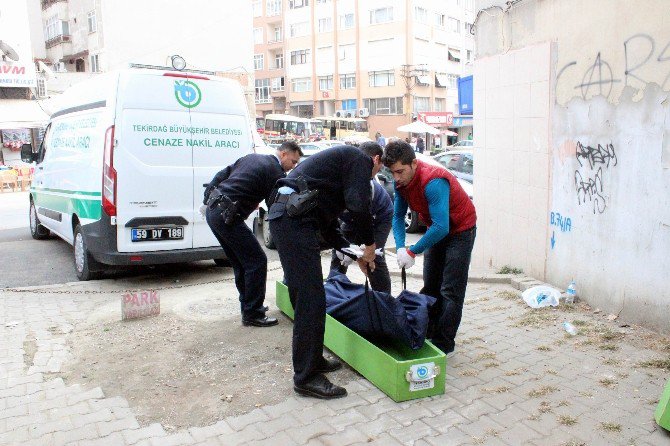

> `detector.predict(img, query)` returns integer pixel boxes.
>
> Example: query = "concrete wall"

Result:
[473,0,670,332]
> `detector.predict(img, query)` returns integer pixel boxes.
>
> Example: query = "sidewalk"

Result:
[1,256,669,445]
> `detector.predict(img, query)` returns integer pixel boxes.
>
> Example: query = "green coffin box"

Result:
[656,377,670,431]
[276,281,446,402]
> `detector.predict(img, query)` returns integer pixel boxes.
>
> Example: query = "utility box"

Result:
[458,75,473,116]
[656,377,670,431]
[276,281,446,402]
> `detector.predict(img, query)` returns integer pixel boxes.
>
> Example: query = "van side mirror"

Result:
[20,144,35,163]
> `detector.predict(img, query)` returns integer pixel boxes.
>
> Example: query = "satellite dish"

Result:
[0,41,19,61]
[38,61,55,80]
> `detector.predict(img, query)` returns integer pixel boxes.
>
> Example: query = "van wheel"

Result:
[73,224,101,281]
[262,216,275,249]
[29,201,50,240]
[213,258,231,267]
[405,210,421,233]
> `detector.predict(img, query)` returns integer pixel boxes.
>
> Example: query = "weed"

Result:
[505,367,527,376]
[599,377,617,388]
[638,358,670,370]
[557,400,570,407]
[538,401,552,413]
[475,352,496,361]
[460,369,479,377]
[497,290,519,300]
[461,336,484,345]
[603,358,621,366]
[537,345,552,351]
[482,386,510,394]
[600,422,622,432]
[482,305,508,313]
[528,386,558,398]
[497,265,523,274]
[572,320,588,326]
[579,391,593,398]
[599,344,618,351]
[546,369,559,376]
[471,436,485,445]
[559,415,578,426]
[599,329,624,342]
[514,309,559,328]
[485,428,499,437]
[484,361,500,368]
[562,442,586,446]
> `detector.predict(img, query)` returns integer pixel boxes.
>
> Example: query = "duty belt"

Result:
[274,194,291,205]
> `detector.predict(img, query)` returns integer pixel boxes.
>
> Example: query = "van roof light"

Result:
[163,72,209,81]
[170,55,186,71]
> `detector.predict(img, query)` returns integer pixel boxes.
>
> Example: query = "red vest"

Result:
[397,159,476,234]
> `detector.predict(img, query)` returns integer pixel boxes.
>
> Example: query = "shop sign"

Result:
[418,112,453,126]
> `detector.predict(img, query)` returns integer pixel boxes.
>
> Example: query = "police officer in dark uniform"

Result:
[204,141,302,327]
[268,145,383,399]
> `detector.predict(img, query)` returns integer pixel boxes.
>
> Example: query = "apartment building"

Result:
[252,0,474,139]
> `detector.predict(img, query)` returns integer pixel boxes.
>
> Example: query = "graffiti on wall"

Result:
[549,211,572,250]
[573,142,617,214]
[556,33,670,100]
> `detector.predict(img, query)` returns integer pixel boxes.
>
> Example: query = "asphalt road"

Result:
[0,192,420,288]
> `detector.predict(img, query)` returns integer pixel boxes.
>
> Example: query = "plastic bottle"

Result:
[563,321,578,336]
[565,280,577,305]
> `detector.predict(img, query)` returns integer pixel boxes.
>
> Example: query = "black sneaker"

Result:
[294,374,347,399]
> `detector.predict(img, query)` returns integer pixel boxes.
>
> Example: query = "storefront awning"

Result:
[415,75,430,86]
[0,100,49,130]
[435,74,448,88]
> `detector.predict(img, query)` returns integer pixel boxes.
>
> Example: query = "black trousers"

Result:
[421,227,476,354]
[329,220,392,294]
[269,210,326,386]
[206,207,267,319]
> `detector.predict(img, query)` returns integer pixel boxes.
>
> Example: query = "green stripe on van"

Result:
[31,189,102,221]
[31,187,102,197]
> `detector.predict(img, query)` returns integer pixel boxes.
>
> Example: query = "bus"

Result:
[262,114,324,143]
[315,116,369,142]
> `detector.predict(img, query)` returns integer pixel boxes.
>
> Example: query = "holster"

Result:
[272,176,319,218]
[207,190,239,225]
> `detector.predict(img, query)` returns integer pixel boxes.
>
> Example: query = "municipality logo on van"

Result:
[174,80,202,108]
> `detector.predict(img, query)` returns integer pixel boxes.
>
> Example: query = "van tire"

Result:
[73,224,101,281]
[29,201,50,240]
[405,210,421,233]
[261,216,275,249]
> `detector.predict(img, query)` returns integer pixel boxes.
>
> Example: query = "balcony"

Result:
[45,34,71,49]
[255,98,273,104]
[41,0,67,10]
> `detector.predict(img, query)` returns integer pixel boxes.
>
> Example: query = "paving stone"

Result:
[388,404,436,427]
[325,407,369,431]
[248,431,296,446]
[496,421,543,445]
[66,387,105,405]
[285,420,336,444]
[149,431,196,446]
[425,426,472,446]
[53,424,99,444]
[316,427,370,446]
[122,422,167,444]
[388,419,437,444]
[254,412,296,437]
[226,408,269,431]
[261,396,309,418]
[96,417,140,437]
[189,421,234,442]
[351,414,406,437]
[76,432,125,446]
[71,408,114,428]
[217,426,265,445]
[292,403,337,424]
[323,394,368,411]
[454,399,497,421]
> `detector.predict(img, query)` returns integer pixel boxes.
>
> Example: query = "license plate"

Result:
[131,227,183,242]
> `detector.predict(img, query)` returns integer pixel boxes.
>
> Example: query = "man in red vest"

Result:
[383,140,477,355]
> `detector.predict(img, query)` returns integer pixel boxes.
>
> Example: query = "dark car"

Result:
[433,149,473,183]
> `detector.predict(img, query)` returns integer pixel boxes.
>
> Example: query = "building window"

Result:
[316,0,331,3]
[252,0,262,17]
[274,52,284,69]
[36,78,47,98]
[318,17,332,33]
[466,50,472,61]
[448,74,459,88]
[369,7,393,25]
[338,43,355,61]
[339,13,354,29]
[272,77,285,91]
[255,79,271,103]
[449,17,460,33]
[414,7,427,24]
[341,99,357,110]
[253,28,263,44]
[290,49,310,65]
[363,97,403,115]
[289,21,309,37]
[319,75,333,91]
[90,54,100,73]
[434,98,446,112]
[368,70,395,87]
[464,22,473,34]
[87,11,97,33]
[289,0,308,9]
[44,15,68,40]
[266,0,282,16]
[291,77,311,92]
[413,96,429,112]
[254,54,264,70]
[434,13,445,28]
[448,49,461,63]
[272,26,282,42]
[339,73,356,89]
[317,46,333,64]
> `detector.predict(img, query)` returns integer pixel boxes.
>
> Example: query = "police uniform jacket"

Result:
[205,153,284,219]
[275,145,375,249]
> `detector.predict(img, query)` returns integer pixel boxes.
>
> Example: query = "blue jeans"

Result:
[421,227,476,354]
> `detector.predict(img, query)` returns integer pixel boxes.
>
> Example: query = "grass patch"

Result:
[497,265,523,274]
[513,309,559,328]
[603,358,621,366]
[557,400,570,407]
[546,369,558,376]
[497,290,519,300]
[579,391,593,398]
[505,367,527,376]
[537,345,552,351]
[484,361,500,368]
[598,328,624,342]
[481,305,508,313]
[475,352,496,361]
[538,401,552,413]
[600,422,622,432]
[599,377,617,388]
[482,386,510,394]
[528,385,558,398]
[558,415,578,426]
[461,336,484,344]
[562,442,586,446]
[599,344,618,351]
[460,369,479,377]
[572,320,589,326]
[638,358,670,370]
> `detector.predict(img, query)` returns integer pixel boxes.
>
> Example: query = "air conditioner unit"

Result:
[335,109,346,118]
[345,110,356,118]
[358,108,370,118]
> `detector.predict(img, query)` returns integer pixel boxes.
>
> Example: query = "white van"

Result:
[22,68,255,280]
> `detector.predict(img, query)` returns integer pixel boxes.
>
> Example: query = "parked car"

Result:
[450,140,474,148]
[376,153,473,233]
[433,149,474,183]
[298,141,331,159]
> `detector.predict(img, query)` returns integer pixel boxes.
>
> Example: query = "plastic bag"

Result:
[521,285,560,309]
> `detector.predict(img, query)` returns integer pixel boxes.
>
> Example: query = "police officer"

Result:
[268,145,383,399]
[204,141,302,327]
[330,142,393,293]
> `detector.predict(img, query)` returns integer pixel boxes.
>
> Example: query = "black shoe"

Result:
[294,374,347,399]
[242,316,278,327]
[261,305,269,313]
[314,357,342,373]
